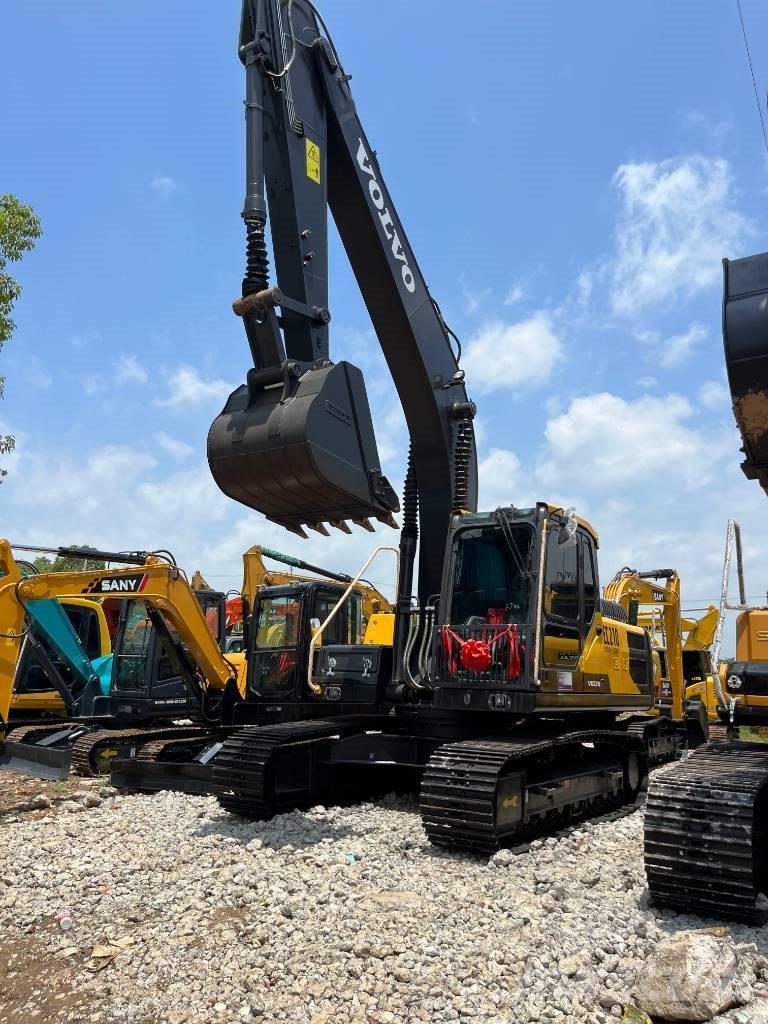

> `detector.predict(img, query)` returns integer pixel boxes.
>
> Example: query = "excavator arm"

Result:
[241,545,390,622]
[207,0,477,612]
[15,561,237,697]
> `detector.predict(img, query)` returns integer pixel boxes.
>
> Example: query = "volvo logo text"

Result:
[356,139,416,294]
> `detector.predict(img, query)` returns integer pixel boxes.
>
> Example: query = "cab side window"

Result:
[544,538,579,621]
[582,539,597,624]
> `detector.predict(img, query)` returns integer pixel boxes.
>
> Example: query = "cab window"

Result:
[582,540,597,624]
[544,537,578,621]
[255,596,301,649]
[313,592,363,645]
[450,525,532,625]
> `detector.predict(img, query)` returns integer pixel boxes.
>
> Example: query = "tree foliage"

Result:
[0,193,42,479]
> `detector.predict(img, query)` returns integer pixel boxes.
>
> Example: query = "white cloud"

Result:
[659,324,707,368]
[636,376,657,389]
[155,432,194,459]
[151,175,177,196]
[115,353,148,385]
[536,391,728,492]
[462,312,562,395]
[503,284,525,306]
[478,447,527,510]
[609,155,751,316]
[699,379,731,408]
[154,367,233,409]
[634,323,707,368]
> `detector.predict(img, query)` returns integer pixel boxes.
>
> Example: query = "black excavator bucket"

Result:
[723,252,768,497]
[208,361,399,537]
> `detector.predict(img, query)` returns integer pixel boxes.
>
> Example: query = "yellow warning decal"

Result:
[306,139,321,183]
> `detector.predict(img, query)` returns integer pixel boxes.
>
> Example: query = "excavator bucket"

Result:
[723,253,768,497]
[0,740,72,780]
[208,361,399,537]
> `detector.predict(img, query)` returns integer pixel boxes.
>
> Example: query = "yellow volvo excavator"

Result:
[114,0,701,847]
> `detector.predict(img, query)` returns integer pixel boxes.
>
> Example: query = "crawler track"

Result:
[71,725,209,776]
[5,723,76,746]
[214,720,363,818]
[420,730,645,854]
[645,741,768,923]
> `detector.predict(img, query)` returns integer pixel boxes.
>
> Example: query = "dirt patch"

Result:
[0,938,94,1023]
[0,772,103,818]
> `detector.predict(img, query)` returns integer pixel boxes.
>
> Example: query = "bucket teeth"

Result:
[306,522,331,537]
[329,520,353,535]
[377,512,399,530]
[352,518,376,533]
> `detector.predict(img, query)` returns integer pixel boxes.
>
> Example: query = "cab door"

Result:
[578,533,613,696]
[540,526,582,693]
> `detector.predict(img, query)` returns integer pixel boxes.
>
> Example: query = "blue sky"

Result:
[2,1,768,651]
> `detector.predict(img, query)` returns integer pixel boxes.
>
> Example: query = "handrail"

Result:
[306,546,399,695]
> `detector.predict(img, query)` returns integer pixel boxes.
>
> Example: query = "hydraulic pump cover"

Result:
[208,360,399,533]
[723,253,768,496]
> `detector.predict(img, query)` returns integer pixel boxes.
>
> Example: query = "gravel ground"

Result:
[1,773,768,1024]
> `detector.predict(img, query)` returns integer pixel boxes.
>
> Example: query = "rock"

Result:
[634,931,754,1022]
[27,794,51,810]
[60,800,87,813]
[490,849,516,867]
[81,794,102,808]
[560,956,581,978]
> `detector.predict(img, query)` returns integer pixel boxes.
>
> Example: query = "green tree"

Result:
[32,546,106,574]
[0,194,42,480]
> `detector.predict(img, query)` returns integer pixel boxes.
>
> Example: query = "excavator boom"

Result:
[208,0,477,613]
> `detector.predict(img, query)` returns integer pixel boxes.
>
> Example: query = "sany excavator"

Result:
[171,0,701,850]
[0,543,231,777]
[645,252,768,923]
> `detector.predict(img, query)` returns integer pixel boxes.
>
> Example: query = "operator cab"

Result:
[14,602,103,698]
[235,581,392,721]
[104,590,226,722]
[433,504,652,715]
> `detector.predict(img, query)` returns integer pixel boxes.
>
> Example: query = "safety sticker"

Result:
[306,139,321,183]
[557,671,573,691]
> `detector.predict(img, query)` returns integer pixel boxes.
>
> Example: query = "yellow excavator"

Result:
[2,543,388,784]
[0,543,240,778]
[2,547,115,723]
[604,568,718,734]
[111,545,393,793]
